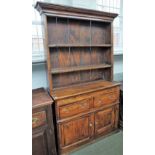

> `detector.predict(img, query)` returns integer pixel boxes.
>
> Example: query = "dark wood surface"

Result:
[35,2,119,155]
[32,88,53,109]
[49,44,112,48]
[55,85,120,154]
[51,64,112,74]
[35,2,118,93]
[32,88,57,155]
[119,81,123,128]
[52,80,120,100]
[35,2,117,22]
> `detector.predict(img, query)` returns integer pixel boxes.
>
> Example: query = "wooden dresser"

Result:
[35,2,120,154]
[32,88,57,155]
[53,80,120,154]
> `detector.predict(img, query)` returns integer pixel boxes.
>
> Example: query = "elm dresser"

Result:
[32,88,57,155]
[35,2,120,154]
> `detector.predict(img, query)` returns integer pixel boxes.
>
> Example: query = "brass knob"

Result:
[89,123,93,127]
[99,100,102,104]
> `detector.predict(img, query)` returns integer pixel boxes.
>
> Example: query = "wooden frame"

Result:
[35,2,118,95]
[35,2,119,154]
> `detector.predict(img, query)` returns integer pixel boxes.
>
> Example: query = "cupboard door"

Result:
[32,129,49,155]
[95,107,115,136]
[32,105,57,155]
[60,115,94,147]
[32,128,56,155]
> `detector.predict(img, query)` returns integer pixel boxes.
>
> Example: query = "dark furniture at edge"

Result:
[32,88,57,155]
[119,81,123,129]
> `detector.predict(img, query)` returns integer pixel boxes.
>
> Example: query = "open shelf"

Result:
[48,44,112,48]
[51,64,112,74]
[44,11,114,88]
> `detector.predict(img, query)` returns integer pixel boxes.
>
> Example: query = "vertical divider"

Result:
[67,18,72,84]
[42,15,53,94]
[55,17,59,68]
[55,17,59,89]
[90,20,92,80]
[67,18,71,68]
[67,18,69,44]
[110,22,114,81]
[56,16,58,54]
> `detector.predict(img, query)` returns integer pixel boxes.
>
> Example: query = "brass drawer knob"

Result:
[99,100,102,103]
[89,123,93,127]
[95,121,98,125]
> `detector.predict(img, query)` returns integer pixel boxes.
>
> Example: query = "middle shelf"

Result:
[51,63,112,74]
[48,44,112,48]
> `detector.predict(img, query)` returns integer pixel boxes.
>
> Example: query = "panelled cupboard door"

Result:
[32,129,48,155]
[60,115,94,147]
[95,107,115,136]
[32,128,54,155]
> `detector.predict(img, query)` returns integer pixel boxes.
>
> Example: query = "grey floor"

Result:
[70,131,123,155]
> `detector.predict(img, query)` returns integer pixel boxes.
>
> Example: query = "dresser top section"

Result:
[32,88,53,109]
[52,80,120,100]
[35,2,118,22]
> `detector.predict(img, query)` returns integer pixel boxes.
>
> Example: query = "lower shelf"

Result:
[51,64,112,74]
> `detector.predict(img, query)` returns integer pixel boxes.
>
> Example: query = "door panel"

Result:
[32,130,48,155]
[60,115,93,147]
[95,107,115,135]
[32,111,47,128]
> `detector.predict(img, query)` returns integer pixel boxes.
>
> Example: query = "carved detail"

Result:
[32,111,46,128]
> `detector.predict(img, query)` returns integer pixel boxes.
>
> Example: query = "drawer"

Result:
[32,111,47,128]
[101,87,118,94]
[94,89,119,108]
[59,98,93,119]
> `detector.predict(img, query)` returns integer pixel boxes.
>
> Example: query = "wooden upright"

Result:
[35,2,120,154]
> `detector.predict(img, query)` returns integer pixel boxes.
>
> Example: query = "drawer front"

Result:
[94,88,119,108]
[59,98,93,119]
[32,111,47,128]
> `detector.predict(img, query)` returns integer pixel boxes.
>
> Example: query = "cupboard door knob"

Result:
[65,124,69,128]
[99,100,102,104]
[49,129,53,135]
[89,123,93,127]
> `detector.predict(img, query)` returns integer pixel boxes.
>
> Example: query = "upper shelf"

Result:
[48,44,112,48]
[51,63,112,74]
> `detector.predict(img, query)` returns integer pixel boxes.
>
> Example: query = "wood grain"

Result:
[59,98,93,119]
[35,2,119,154]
